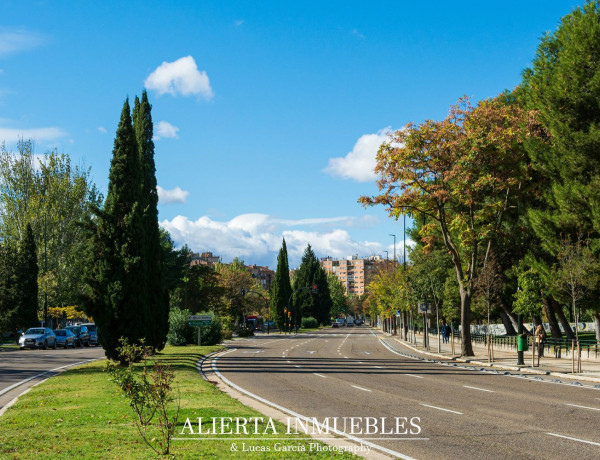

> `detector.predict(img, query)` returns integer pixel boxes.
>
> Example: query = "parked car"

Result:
[354,319,363,326]
[79,323,98,346]
[332,320,339,328]
[65,325,90,347]
[53,329,76,348]
[19,328,57,350]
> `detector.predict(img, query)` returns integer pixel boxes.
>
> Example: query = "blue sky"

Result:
[0,1,577,268]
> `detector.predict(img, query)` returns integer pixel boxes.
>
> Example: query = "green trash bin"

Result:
[517,334,528,352]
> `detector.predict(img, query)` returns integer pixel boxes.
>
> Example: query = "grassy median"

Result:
[0,345,354,459]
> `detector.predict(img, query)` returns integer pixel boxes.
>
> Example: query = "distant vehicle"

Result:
[346,320,354,327]
[53,329,76,348]
[332,320,339,328]
[336,319,346,327]
[66,325,90,347]
[79,323,98,346]
[354,319,363,326]
[19,328,57,350]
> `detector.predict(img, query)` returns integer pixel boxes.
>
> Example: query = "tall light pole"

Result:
[403,213,406,271]
[389,234,396,263]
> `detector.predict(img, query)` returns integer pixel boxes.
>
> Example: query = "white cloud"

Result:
[324,128,391,182]
[234,19,245,27]
[154,121,179,140]
[0,126,65,144]
[0,28,45,56]
[144,56,213,99]
[157,186,189,204]
[160,213,385,268]
[97,126,107,133]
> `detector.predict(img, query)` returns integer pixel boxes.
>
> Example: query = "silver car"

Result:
[19,328,57,350]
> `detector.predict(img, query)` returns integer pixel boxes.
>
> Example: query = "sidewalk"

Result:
[386,330,600,384]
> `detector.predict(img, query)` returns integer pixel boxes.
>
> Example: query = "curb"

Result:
[385,335,600,384]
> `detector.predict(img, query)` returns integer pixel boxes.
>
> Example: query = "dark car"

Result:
[79,323,98,346]
[354,319,363,326]
[18,328,57,350]
[65,325,90,347]
[53,329,76,348]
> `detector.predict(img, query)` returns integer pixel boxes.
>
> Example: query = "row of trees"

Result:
[361,1,600,355]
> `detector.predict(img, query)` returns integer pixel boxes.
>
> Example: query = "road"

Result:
[204,327,600,459]
[0,346,105,412]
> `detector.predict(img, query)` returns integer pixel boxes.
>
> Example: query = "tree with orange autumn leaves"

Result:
[360,95,542,356]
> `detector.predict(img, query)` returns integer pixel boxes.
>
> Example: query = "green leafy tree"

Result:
[270,238,292,330]
[327,272,348,319]
[361,96,536,356]
[0,140,101,312]
[85,98,146,360]
[513,268,544,320]
[523,1,600,336]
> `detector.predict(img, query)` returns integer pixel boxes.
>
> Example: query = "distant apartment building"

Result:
[247,264,275,292]
[190,251,221,267]
[320,255,386,296]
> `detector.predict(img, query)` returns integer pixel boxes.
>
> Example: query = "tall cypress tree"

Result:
[293,244,332,325]
[0,243,18,334]
[133,91,168,350]
[15,223,39,329]
[270,238,292,330]
[86,98,145,360]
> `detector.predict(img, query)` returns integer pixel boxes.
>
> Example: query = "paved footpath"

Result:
[393,330,600,383]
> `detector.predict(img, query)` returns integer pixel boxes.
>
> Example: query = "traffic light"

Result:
[311,284,318,294]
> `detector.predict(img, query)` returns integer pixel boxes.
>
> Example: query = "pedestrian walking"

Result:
[535,324,546,358]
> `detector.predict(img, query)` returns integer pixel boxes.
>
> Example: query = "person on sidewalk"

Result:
[535,324,546,358]
[441,320,450,344]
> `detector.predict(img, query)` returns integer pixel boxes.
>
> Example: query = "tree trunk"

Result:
[594,313,600,342]
[500,302,519,333]
[532,315,543,329]
[542,296,562,338]
[552,298,575,339]
[460,288,474,356]
[499,311,517,335]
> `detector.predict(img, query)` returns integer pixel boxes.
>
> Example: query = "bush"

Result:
[237,328,254,338]
[167,307,195,346]
[167,308,222,346]
[301,316,318,329]
[198,311,222,346]
[222,329,233,340]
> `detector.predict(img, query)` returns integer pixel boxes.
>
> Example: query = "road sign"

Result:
[188,315,212,327]
[419,303,431,314]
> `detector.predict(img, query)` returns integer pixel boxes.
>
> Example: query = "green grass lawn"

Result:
[0,345,354,459]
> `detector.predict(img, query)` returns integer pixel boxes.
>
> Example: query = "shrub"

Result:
[301,316,318,329]
[167,308,222,346]
[166,307,194,346]
[237,328,254,338]
[197,311,222,345]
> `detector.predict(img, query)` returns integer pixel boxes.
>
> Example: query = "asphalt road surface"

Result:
[0,345,105,412]
[204,327,600,459]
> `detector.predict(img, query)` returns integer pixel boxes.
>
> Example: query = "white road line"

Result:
[0,358,99,398]
[286,361,292,364]
[463,385,494,393]
[547,433,600,446]
[211,357,414,459]
[294,365,302,368]
[364,351,371,355]
[565,403,600,411]
[313,373,326,378]
[374,366,384,369]
[405,374,424,379]
[351,385,372,392]
[420,404,463,415]
[343,356,349,359]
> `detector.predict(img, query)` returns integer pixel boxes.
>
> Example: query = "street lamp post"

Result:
[384,250,389,270]
[389,234,396,263]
